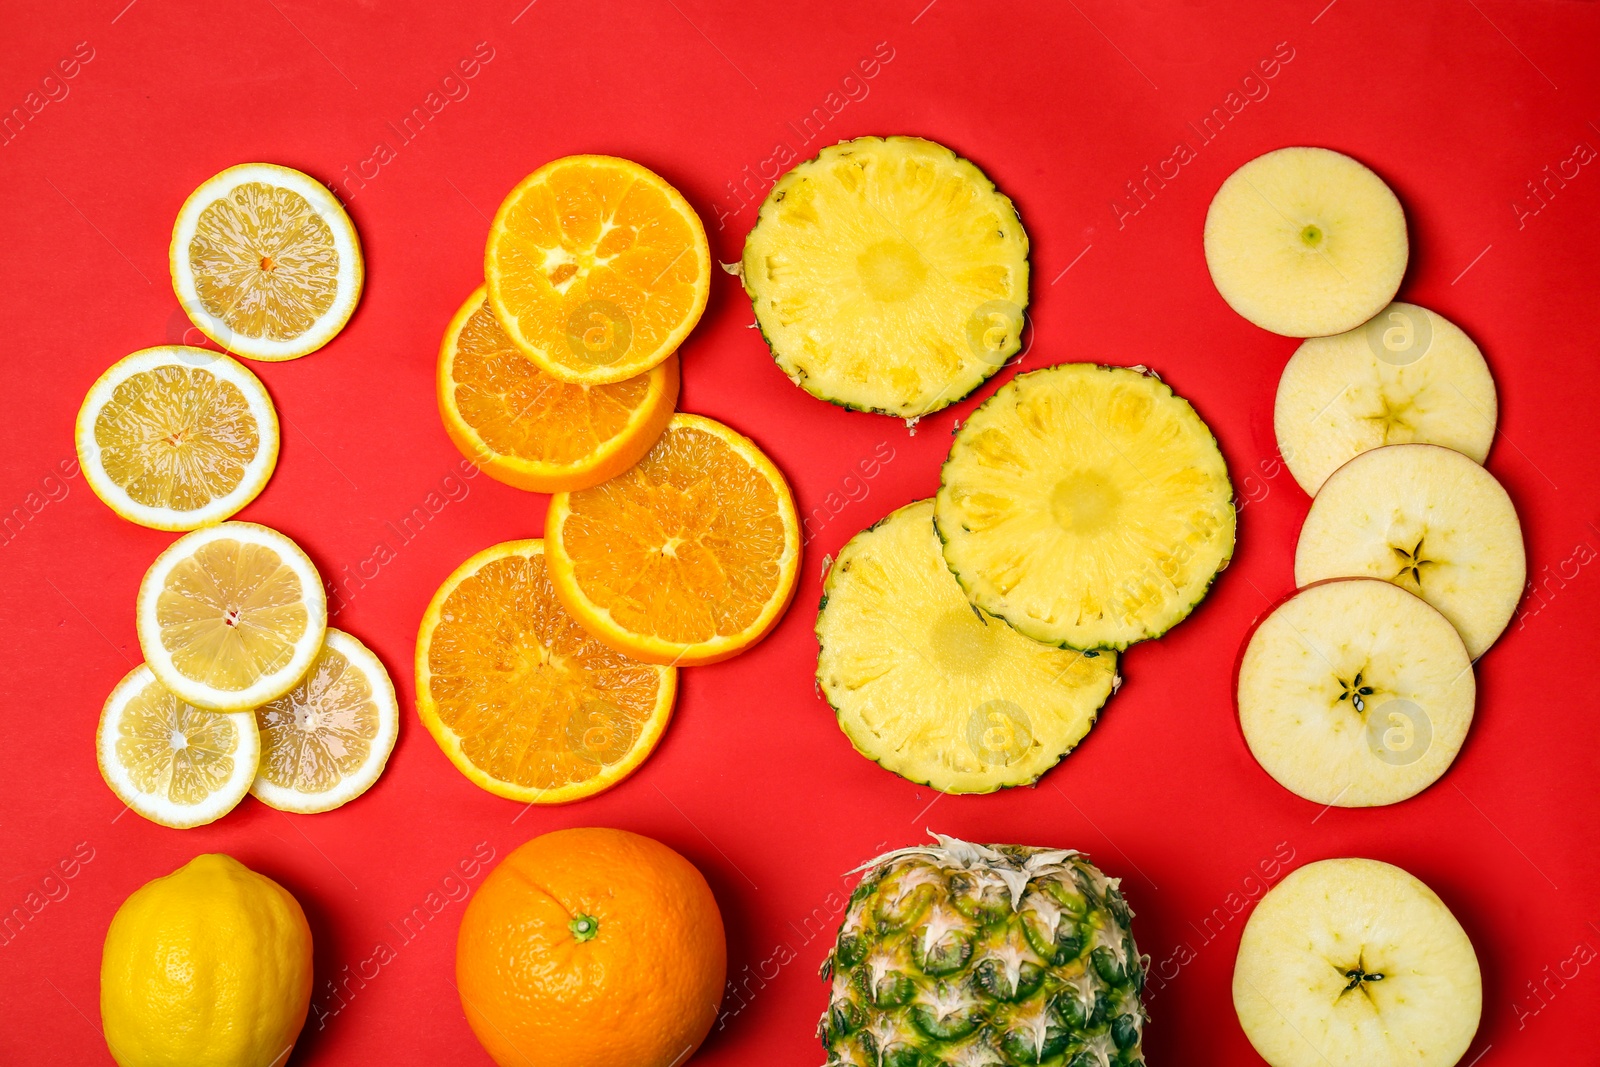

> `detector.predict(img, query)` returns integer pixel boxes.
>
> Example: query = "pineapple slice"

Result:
[1294,444,1525,658]
[1234,858,1481,1067]
[816,500,1118,794]
[1275,303,1497,494]
[937,364,1235,650]
[741,136,1029,417]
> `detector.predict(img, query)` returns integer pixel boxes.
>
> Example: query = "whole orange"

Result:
[456,827,726,1067]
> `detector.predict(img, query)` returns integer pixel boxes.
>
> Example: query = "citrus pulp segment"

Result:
[170,162,363,361]
[96,664,260,828]
[250,628,398,813]
[136,521,327,711]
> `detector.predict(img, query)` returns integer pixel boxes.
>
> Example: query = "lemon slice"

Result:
[171,163,364,361]
[75,346,279,530]
[97,665,260,828]
[251,629,398,813]
[137,522,327,711]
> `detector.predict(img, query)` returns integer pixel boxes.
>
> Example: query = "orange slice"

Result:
[415,540,675,804]
[437,285,678,492]
[546,414,801,666]
[484,155,710,386]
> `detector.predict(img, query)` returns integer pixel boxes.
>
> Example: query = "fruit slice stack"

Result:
[1204,146,1509,1067]
[816,500,1119,794]
[418,156,802,805]
[442,155,706,494]
[98,522,399,826]
[1204,146,1526,809]
[85,169,397,828]
[739,138,1242,795]
[817,362,1236,794]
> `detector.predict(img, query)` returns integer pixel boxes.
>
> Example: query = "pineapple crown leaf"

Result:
[847,832,1086,911]
[991,866,1032,909]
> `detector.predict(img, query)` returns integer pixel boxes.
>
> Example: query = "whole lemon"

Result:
[100,853,313,1067]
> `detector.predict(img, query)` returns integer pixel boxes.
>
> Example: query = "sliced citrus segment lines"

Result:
[171,163,363,361]
[136,522,327,711]
[97,665,260,828]
[251,629,399,813]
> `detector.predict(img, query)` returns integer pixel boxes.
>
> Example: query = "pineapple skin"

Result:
[821,835,1148,1067]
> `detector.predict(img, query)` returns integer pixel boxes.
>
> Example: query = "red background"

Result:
[3,1,1598,1063]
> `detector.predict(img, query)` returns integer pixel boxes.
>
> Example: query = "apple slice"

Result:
[1234,857,1482,1067]
[1204,147,1408,337]
[1238,578,1474,807]
[1294,443,1525,658]
[1275,302,1498,494]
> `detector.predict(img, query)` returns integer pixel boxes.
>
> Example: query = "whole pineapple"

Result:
[820,834,1148,1066]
